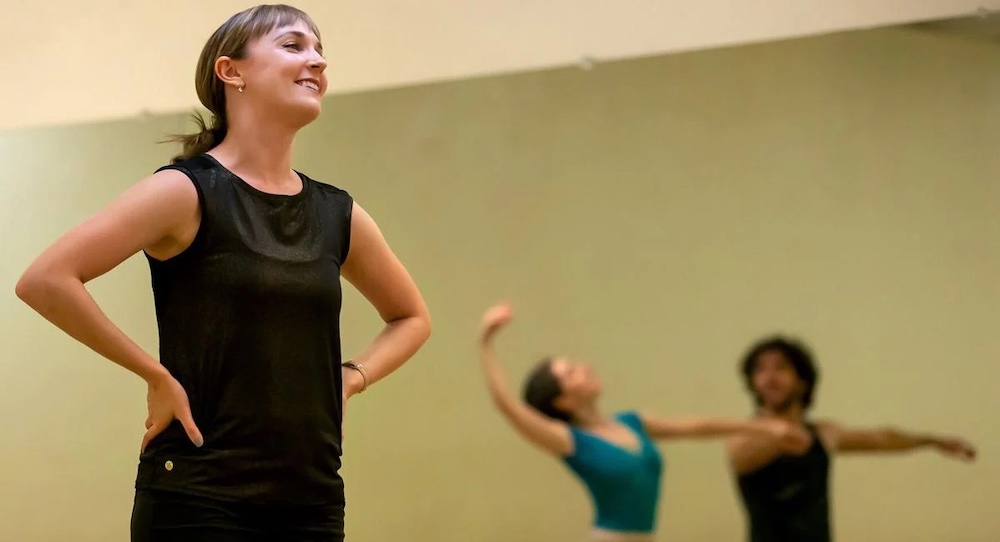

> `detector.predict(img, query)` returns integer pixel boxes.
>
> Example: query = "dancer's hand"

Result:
[142,371,203,452]
[759,418,811,454]
[934,437,977,461]
[480,301,514,342]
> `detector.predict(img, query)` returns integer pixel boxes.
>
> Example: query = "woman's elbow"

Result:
[414,311,432,344]
[14,269,46,308]
[14,271,52,313]
[15,266,68,313]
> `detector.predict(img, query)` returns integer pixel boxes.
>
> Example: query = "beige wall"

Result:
[2,25,998,541]
[2,0,996,131]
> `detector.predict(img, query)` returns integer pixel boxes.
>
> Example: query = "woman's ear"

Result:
[214,56,244,91]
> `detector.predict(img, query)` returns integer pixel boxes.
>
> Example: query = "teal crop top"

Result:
[562,411,664,534]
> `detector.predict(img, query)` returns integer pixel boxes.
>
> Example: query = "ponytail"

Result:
[163,111,227,164]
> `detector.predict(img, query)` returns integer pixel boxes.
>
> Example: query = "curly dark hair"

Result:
[740,335,819,409]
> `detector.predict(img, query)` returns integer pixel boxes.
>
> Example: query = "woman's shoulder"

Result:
[156,154,216,176]
[614,409,642,421]
[614,410,647,431]
[298,171,352,200]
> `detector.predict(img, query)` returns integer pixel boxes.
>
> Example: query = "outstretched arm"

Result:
[642,414,810,452]
[818,421,976,460]
[478,302,573,457]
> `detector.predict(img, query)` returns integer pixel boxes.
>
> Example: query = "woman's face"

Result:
[550,357,602,411]
[232,20,328,126]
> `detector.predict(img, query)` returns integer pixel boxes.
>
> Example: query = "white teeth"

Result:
[297,81,319,92]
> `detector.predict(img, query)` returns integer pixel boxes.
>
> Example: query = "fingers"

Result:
[177,409,204,448]
[788,436,810,453]
[483,302,514,323]
[141,417,204,453]
[141,421,165,453]
[780,428,811,455]
[943,443,976,461]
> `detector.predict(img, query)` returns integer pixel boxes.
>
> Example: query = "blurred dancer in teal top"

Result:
[476,301,810,541]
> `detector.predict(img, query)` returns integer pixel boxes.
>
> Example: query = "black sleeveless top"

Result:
[134,154,353,506]
[736,423,832,542]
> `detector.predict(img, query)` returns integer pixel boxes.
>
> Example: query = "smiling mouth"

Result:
[296,81,319,92]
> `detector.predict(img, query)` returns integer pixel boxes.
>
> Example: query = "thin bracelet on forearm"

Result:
[342,361,370,392]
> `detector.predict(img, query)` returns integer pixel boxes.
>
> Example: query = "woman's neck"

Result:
[212,114,299,188]
[571,404,607,428]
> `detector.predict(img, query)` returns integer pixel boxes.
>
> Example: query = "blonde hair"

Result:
[165,4,321,163]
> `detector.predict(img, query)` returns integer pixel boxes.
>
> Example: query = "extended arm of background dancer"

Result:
[816,421,976,460]
[478,302,574,457]
[339,202,432,401]
[640,414,811,452]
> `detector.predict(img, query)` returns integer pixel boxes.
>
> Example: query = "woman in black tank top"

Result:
[15,5,431,542]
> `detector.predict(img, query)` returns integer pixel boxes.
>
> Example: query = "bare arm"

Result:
[15,169,197,382]
[477,303,573,457]
[14,169,204,448]
[643,413,811,455]
[818,421,976,460]
[339,202,431,397]
[642,414,796,440]
[642,416,755,439]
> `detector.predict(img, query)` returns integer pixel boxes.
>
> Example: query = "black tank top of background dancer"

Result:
[736,423,831,542]
[135,154,353,506]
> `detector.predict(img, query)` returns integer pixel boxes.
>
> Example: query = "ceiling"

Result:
[1,0,996,132]
[908,8,1000,41]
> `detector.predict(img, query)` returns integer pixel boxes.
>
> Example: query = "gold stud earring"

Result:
[238,84,244,93]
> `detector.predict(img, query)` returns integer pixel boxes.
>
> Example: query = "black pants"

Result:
[130,489,345,542]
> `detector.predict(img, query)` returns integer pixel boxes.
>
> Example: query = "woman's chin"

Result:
[279,100,322,128]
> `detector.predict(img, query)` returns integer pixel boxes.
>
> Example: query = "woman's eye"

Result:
[283,42,300,50]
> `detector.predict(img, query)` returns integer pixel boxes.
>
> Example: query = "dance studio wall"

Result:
[2,25,998,542]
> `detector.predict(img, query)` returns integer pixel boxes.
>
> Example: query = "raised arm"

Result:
[339,202,432,398]
[817,421,976,460]
[14,169,205,450]
[478,302,573,457]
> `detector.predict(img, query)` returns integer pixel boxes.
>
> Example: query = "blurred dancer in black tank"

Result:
[15,5,431,541]
[727,336,976,542]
